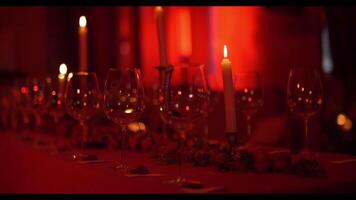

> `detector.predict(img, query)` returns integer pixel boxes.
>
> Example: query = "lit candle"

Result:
[78,16,88,72]
[221,45,237,133]
[178,7,192,60]
[155,6,168,67]
[58,63,67,94]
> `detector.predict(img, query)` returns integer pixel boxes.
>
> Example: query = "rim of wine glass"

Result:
[234,71,261,78]
[288,67,321,74]
[67,72,98,82]
[69,72,97,76]
[172,63,205,69]
[107,67,141,72]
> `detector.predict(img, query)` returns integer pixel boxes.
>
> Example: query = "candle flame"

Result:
[155,6,163,13]
[337,113,347,126]
[58,74,65,80]
[125,108,134,114]
[59,63,68,75]
[79,16,87,28]
[67,72,73,81]
[223,45,228,58]
[337,113,354,132]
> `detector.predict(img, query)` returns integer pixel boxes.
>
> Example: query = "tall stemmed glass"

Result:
[46,76,67,147]
[235,72,263,140]
[160,64,209,184]
[103,68,145,171]
[28,78,48,145]
[65,72,101,159]
[47,77,66,126]
[14,79,31,133]
[287,68,323,153]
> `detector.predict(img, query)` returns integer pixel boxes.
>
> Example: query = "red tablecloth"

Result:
[1,131,356,193]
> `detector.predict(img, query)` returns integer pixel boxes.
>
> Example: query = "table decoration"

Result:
[291,152,326,177]
[221,45,239,147]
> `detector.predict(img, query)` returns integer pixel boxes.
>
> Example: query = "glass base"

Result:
[165,177,204,189]
[32,139,47,148]
[71,152,98,161]
[113,163,129,172]
[168,176,187,184]
[299,149,318,158]
[166,176,186,185]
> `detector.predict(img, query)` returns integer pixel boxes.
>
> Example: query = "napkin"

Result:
[330,159,356,164]
[77,160,112,164]
[124,173,166,177]
[181,185,226,194]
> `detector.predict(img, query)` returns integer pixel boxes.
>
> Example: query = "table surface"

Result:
[1,131,356,194]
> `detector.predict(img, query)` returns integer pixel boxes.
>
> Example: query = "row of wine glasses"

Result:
[64,69,145,169]
[232,68,324,154]
[287,68,323,153]
[3,65,323,185]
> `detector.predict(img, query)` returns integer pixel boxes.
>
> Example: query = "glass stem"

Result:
[35,113,42,131]
[178,135,185,181]
[304,117,309,152]
[120,125,127,166]
[53,117,59,136]
[203,115,209,141]
[54,117,59,126]
[34,113,42,144]
[79,121,87,155]
[53,117,59,146]
[162,123,167,141]
[246,115,252,138]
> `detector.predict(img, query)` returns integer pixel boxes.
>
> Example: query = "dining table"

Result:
[1,130,356,194]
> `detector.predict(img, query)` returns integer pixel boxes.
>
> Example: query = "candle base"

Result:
[225,131,242,148]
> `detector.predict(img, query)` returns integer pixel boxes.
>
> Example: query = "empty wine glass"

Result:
[287,67,323,153]
[46,76,67,148]
[103,68,145,171]
[235,72,263,140]
[14,78,31,134]
[160,64,209,184]
[65,72,101,160]
[47,76,66,126]
[28,78,49,145]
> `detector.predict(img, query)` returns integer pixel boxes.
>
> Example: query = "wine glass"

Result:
[28,78,48,145]
[47,76,66,126]
[103,68,145,171]
[160,64,209,184]
[235,72,263,140]
[65,72,101,160]
[287,67,323,153]
[46,76,67,148]
[14,78,31,134]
